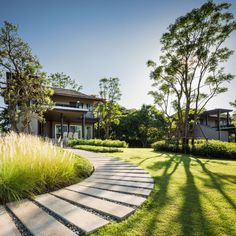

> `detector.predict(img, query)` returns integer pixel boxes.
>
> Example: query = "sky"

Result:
[0,0,236,110]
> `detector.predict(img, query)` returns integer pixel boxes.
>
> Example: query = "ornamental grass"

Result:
[0,132,92,203]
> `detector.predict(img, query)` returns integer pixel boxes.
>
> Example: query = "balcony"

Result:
[53,103,89,112]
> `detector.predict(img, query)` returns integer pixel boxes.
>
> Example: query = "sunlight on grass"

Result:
[0,132,93,204]
[90,148,236,236]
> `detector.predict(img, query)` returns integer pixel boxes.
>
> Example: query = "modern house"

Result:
[5,72,103,140]
[193,108,236,142]
[32,87,103,141]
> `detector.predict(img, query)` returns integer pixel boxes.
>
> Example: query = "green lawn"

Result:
[90,148,236,236]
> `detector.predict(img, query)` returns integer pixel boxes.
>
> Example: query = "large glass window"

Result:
[69,125,82,139]
[55,124,68,140]
[86,126,92,139]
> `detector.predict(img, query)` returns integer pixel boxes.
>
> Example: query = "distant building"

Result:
[193,108,236,142]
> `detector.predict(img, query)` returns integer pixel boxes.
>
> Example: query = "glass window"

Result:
[55,124,68,140]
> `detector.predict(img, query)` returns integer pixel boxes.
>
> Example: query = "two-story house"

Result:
[20,87,103,141]
[194,108,236,142]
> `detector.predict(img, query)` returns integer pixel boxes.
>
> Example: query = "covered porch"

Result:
[39,108,99,140]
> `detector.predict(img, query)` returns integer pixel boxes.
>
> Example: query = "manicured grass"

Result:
[0,133,93,204]
[90,148,236,236]
[74,145,122,153]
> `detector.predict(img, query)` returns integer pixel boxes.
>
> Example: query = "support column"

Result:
[50,121,52,138]
[217,110,221,140]
[97,118,100,139]
[67,121,70,138]
[92,123,95,139]
[82,114,85,139]
[60,113,64,140]
[227,112,229,126]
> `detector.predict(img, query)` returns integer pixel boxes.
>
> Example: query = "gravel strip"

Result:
[5,205,33,236]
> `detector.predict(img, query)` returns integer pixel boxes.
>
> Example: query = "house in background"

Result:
[193,108,236,142]
[27,87,103,140]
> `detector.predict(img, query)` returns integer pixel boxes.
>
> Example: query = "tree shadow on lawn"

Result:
[94,153,235,236]
[178,155,213,236]
[195,158,236,211]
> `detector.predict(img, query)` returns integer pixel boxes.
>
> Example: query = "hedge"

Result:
[152,140,236,159]
[73,145,122,153]
[68,139,128,148]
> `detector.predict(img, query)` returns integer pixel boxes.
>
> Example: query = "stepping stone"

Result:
[78,182,152,196]
[91,175,154,183]
[95,166,143,170]
[95,169,148,174]
[0,205,21,236]
[35,193,109,233]
[52,189,134,220]
[7,199,76,236]
[95,164,137,167]
[66,184,146,206]
[92,172,151,178]
[85,178,154,189]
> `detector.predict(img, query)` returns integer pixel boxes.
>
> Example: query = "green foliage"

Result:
[111,105,167,147]
[0,21,53,132]
[68,138,128,148]
[152,139,236,159]
[73,145,122,153]
[96,77,122,139]
[0,107,10,132]
[47,72,82,91]
[148,2,236,150]
[0,133,93,203]
[230,100,236,109]
[230,100,236,126]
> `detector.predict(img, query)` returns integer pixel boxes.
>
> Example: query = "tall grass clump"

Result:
[0,132,93,204]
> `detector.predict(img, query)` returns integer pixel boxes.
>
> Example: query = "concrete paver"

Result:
[7,200,76,236]
[0,205,21,236]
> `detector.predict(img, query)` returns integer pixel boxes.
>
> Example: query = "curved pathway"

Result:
[0,149,153,236]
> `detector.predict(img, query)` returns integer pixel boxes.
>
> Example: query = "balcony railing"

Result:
[53,104,88,112]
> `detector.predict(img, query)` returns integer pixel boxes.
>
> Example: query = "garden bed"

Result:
[73,145,123,153]
[0,133,93,204]
[152,139,236,159]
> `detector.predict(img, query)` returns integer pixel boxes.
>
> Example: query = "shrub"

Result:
[73,145,122,153]
[68,138,128,148]
[152,139,236,159]
[192,140,236,159]
[0,132,93,203]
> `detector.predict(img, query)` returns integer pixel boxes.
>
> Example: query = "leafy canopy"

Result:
[0,21,53,132]
[48,72,82,91]
[148,1,236,145]
[96,77,122,139]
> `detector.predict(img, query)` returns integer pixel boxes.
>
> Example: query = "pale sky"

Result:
[0,0,236,110]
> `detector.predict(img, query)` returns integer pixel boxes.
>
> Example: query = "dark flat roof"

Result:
[52,87,103,101]
[202,108,233,115]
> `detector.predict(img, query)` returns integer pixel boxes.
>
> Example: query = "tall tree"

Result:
[48,72,82,91]
[0,21,53,133]
[148,1,236,152]
[230,100,236,126]
[230,100,236,109]
[96,77,121,139]
[111,105,166,147]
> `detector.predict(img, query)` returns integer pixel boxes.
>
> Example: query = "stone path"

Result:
[1,149,153,235]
